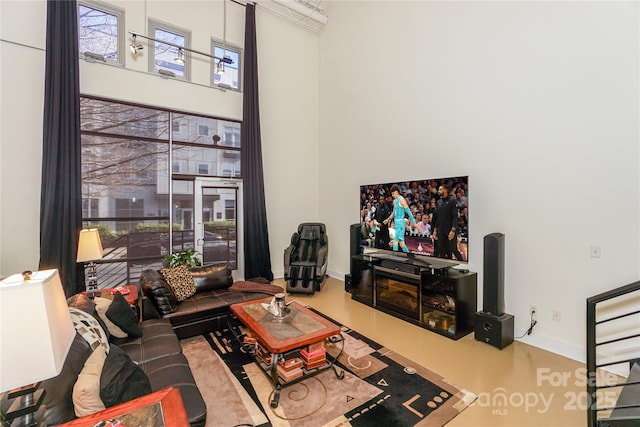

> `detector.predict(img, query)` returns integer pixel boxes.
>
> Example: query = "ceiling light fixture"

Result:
[129,34,144,54]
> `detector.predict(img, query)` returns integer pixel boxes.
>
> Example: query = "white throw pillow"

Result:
[72,346,107,417]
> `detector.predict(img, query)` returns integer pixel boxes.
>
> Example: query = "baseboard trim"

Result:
[516,330,584,364]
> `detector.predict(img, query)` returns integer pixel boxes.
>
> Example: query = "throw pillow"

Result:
[160,265,196,302]
[67,293,111,342]
[190,262,233,292]
[93,297,128,339]
[69,307,110,354]
[72,346,107,417]
[100,345,152,408]
[105,292,142,338]
[140,269,178,315]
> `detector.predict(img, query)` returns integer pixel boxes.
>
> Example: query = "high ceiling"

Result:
[255,0,328,33]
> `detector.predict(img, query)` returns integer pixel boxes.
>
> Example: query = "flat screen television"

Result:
[359,176,468,268]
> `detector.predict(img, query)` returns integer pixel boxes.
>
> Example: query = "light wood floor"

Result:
[272,277,590,426]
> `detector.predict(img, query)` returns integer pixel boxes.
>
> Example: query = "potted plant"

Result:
[164,248,202,268]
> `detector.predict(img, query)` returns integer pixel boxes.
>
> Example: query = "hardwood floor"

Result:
[273,277,590,426]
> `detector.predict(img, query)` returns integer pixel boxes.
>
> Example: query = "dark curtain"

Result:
[241,3,274,281]
[40,0,84,296]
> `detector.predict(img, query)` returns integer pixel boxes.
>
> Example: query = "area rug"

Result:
[181,308,476,427]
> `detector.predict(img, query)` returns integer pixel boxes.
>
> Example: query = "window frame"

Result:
[148,19,192,81]
[211,38,242,91]
[78,0,125,66]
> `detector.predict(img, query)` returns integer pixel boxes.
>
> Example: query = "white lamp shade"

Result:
[0,269,76,392]
[77,228,104,262]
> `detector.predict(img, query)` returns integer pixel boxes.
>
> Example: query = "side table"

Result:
[58,387,188,427]
[82,285,140,319]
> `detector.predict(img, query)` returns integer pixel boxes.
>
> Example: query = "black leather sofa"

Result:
[140,263,282,339]
[41,293,207,427]
[40,263,281,426]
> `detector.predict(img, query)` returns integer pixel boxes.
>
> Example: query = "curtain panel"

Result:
[40,0,84,296]
[241,3,274,281]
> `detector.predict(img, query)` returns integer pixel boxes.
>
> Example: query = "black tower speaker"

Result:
[474,312,514,349]
[483,232,505,316]
[350,223,362,258]
[349,224,362,273]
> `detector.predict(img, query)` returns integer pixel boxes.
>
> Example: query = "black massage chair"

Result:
[284,223,328,295]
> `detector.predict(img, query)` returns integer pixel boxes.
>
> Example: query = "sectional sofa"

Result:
[41,263,282,426]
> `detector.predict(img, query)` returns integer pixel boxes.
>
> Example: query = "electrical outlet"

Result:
[530,305,538,319]
[552,310,561,322]
[590,246,601,258]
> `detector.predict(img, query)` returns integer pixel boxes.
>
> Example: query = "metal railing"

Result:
[90,228,237,289]
[587,280,640,427]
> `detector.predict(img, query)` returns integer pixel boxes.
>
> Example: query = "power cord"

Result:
[516,308,538,339]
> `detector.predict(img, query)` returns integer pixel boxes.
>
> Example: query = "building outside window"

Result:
[225,200,235,220]
[223,125,240,147]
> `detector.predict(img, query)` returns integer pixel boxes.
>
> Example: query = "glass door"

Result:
[194,178,242,273]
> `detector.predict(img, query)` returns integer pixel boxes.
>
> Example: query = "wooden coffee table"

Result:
[230,297,344,407]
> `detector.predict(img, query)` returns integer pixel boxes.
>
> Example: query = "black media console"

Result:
[350,255,477,340]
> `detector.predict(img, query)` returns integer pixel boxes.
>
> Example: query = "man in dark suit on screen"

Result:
[431,184,463,260]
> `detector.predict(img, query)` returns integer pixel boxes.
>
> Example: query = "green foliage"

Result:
[164,248,202,268]
[83,224,117,246]
[134,223,183,232]
[204,220,236,229]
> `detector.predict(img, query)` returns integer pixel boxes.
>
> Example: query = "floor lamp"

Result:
[0,269,76,426]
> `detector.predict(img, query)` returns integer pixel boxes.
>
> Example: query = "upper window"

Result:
[78,1,125,65]
[149,20,191,80]
[212,40,241,91]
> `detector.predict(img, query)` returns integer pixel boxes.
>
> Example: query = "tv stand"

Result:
[350,255,477,340]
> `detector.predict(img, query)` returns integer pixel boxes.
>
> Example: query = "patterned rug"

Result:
[181,309,476,427]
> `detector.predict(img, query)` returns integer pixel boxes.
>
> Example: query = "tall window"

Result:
[149,20,191,79]
[80,97,242,287]
[78,1,124,65]
[212,41,242,91]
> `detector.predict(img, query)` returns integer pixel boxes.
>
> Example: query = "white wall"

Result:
[0,0,47,275]
[318,1,639,361]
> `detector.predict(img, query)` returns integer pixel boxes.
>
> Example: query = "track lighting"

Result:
[129,34,144,55]
[127,31,234,67]
[175,48,185,64]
